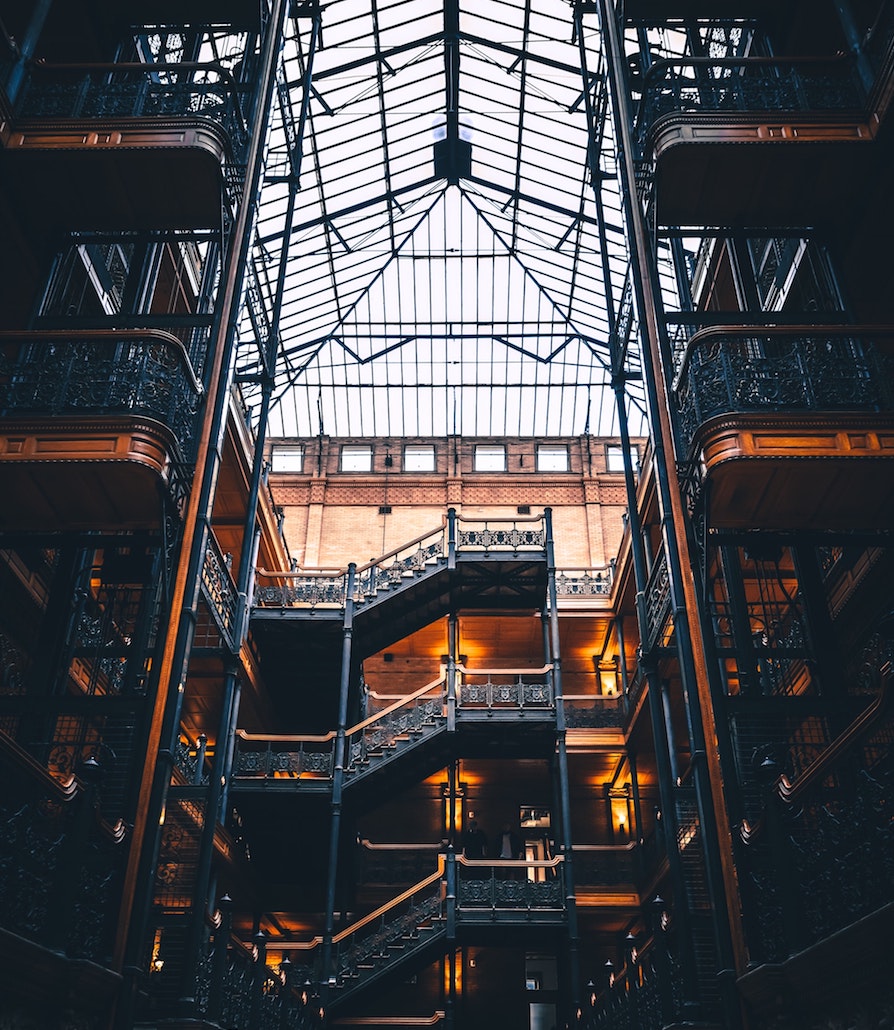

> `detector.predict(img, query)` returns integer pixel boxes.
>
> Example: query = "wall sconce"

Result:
[593,655,620,696]
[441,781,466,834]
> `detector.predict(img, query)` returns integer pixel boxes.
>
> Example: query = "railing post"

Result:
[544,507,581,1024]
[250,931,267,1029]
[208,894,232,1023]
[446,612,458,733]
[446,846,457,939]
[447,508,457,569]
[322,562,357,995]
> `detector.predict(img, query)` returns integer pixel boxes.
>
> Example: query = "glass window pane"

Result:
[404,445,435,471]
[270,446,304,472]
[606,445,639,473]
[342,445,372,472]
[537,445,568,471]
[475,445,506,471]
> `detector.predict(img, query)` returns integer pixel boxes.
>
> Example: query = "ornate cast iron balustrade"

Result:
[461,527,543,552]
[555,566,613,597]
[563,695,626,729]
[642,551,671,653]
[674,327,894,452]
[346,681,446,776]
[456,858,565,912]
[457,675,553,711]
[201,532,241,650]
[639,55,863,134]
[0,330,203,455]
[233,733,335,781]
[16,61,249,153]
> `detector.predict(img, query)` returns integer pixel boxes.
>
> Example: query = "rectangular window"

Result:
[606,445,639,474]
[537,444,568,472]
[341,445,372,472]
[474,444,506,471]
[404,444,435,472]
[270,446,304,473]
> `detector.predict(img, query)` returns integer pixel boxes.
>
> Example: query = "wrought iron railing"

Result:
[456,857,565,911]
[253,511,547,610]
[346,676,446,773]
[739,659,893,962]
[638,54,863,136]
[201,532,241,650]
[673,327,894,451]
[233,731,335,781]
[16,60,249,151]
[457,668,553,711]
[0,330,203,455]
[331,864,445,983]
[641,551,671,653]
[234,664,563,786]
[563,695,626,728]
[555,566,614,597]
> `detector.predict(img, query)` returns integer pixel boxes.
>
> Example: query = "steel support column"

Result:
[590,1,746,1021]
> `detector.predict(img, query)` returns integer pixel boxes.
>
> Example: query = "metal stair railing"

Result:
[252,509,549,611]
[233,677,447,787]
[330,859,446,985]
[345,675,447,777]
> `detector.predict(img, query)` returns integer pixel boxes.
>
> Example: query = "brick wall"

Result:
[268,435,642,569]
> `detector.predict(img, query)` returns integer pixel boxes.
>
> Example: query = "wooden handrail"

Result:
[236,728,335,744]
[347,674,445,737]
[573,842,637,853]
[332,857,445,945]
[777,663,893,803]
[458,664,553,676]
[457,856,563,868]
[360,839,443,851]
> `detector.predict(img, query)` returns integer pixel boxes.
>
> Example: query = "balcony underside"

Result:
[0,118,227,229]
[650,114,875,226]
[693,412,894,530]
[0,417,177,529]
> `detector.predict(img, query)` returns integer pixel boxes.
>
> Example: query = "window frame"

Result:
[403,444,436,472]
[340,444,373,472]
[270,445,305,473]
[536,444,569,472]
[474,443,506,472]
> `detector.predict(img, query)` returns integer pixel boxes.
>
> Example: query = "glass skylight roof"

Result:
[237,0,654,439]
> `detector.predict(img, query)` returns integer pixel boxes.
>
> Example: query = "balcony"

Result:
[0,329,203,528]
[1,61,248,228]
[674,326,894,529]
[637,55,874,225]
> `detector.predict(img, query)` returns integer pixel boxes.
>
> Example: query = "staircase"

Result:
[328,866,447,1009]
